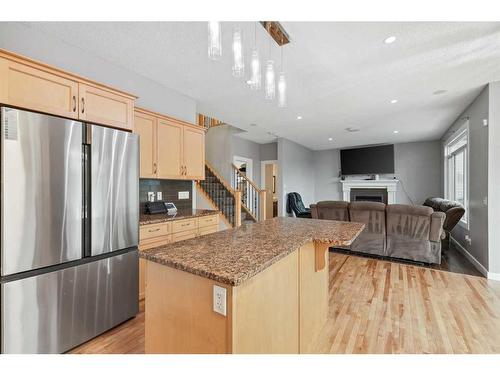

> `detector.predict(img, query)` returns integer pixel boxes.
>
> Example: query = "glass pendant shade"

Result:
[232,27,244,77]
[278,72,286,107]
[265,60,276,100]
[208,21,222,60]
[249,47,261,90]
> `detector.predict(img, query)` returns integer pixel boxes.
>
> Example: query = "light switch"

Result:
[178,191,190,200]
[148,192,155,202]
[157,191,163,200]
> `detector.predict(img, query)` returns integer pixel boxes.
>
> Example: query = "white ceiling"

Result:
[25,21,500,150]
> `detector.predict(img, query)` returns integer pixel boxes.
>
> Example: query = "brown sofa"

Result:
[310,201,445,264]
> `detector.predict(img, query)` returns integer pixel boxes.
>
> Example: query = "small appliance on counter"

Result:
[165,202,177,215]
[144,201,177,215]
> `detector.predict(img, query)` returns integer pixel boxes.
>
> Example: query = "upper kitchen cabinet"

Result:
[78,84,134,130]
[157,118,184,179]
[134,107,205,181]
[183,126,205,180]
[0,57,79,119]
[0,49,136,130]
[134,109,157,178]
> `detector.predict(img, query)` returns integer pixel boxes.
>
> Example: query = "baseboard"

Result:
[449,236,488,277]
[487,272,500,281]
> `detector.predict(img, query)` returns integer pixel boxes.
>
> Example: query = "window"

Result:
[444,126,468,225]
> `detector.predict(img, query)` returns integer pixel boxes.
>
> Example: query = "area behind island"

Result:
[141,217,364,354]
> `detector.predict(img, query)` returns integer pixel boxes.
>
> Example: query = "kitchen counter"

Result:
[139,208,219,225]
[140,217,364,286]
[142,217,364,354]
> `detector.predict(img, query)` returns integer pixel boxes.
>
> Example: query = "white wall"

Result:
[0,22,196,123]
[313,150,343,202]
[232,136,262,187]
[277,138,315,216]
[260,142,278,161]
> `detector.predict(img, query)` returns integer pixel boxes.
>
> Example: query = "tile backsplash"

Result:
[139,179,193,212]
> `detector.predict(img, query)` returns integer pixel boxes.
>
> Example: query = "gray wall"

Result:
[442,86,489,272]
[311,141,442,205]
[205,125,235,183]
[277,138,315,216]
[488,82,500,275]
[233,136,262,187]
[0,22,196,123]
[260,142,278,161]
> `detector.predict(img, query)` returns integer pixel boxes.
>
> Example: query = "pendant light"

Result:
[265,37,275,100]
[249,23,261,90]
[232,27,244,77]
[208,21,222,60]
[278,42,287,107]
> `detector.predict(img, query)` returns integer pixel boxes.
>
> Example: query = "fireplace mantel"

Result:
[341,179,399,204]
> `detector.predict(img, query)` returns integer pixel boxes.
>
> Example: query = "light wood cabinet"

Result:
[79,83,134,130]
[157,118,184,179]
[134,110,157,178]
[134,107,205,180]
[138,214,220,300]
[183,126,205,180]
[0,49,136,130]
[0,59,79,119]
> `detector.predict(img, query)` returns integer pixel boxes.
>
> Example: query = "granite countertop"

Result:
[140,217,364,286]
[139,208,220,225]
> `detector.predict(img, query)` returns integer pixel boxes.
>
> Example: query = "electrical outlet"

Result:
[157,191,163,200]
[213,285,227,316]
[148,192,155,202]
[178,191,190,200]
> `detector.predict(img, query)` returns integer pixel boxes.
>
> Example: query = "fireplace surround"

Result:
[340,179,399,204]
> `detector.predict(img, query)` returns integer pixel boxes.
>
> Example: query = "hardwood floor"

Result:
[69,253,500,354]
[69,300,145,354]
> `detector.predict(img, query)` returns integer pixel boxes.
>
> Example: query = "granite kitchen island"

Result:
[140,217,364,354]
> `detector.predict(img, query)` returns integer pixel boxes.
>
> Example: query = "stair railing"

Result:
[197,162,242,227]
[231,163,267,222]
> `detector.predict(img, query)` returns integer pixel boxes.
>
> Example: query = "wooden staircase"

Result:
[196,162,267,228]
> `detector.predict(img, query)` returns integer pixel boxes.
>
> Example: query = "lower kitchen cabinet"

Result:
[138,214,219,300]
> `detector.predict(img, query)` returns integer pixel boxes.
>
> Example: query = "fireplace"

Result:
[350,188,388,204]
[341,179,399,204]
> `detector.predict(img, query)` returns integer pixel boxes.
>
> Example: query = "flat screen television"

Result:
[340,144,395,175]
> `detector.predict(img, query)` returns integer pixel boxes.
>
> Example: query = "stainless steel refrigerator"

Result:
[0,107,139,353]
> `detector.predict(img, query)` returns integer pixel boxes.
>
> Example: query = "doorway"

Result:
[261,160,278,218]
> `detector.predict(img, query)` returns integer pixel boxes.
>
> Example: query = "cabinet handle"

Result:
[72,95,77,112]
[148,228,161,232]
[81,97,85,114]
[153,162,157,174]
[183,166,187,175]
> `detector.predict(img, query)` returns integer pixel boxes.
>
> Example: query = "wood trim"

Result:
[0,48,137,99]
[135,106,202,131]
[314,242,329,272]
[234,191,242,227]
[259,190,267,221]
[240,202,258,222]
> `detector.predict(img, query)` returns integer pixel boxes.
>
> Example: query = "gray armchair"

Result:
[349,202,387,257]
[385,204,445,264]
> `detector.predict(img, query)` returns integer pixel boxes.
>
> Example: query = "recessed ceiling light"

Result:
[328,137,333,141]
[393,130,399,134]
[250,123,257,127]
[390,99,398,104]
[384,36,396,44]
[345,127,360,133]
[297,116,302,120]
[433,89,447,95]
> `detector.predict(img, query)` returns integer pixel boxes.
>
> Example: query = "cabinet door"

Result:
[0,58,79,119]
[157,119,183,179]
[79,83,133,130]
[134,111,157,178]
[183,126,205,180]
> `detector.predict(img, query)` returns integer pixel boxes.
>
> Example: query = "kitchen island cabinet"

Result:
[140,217,364,354]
